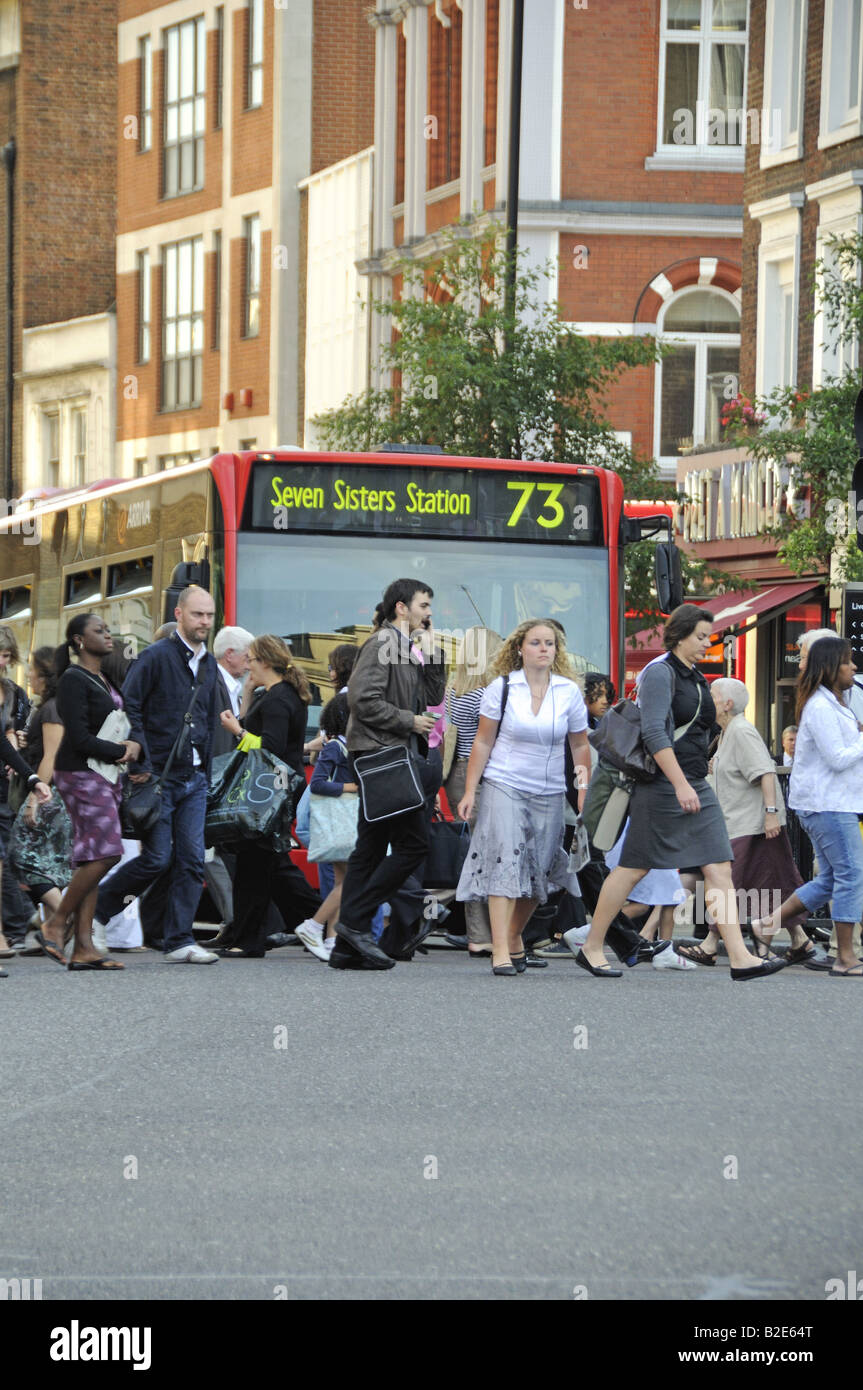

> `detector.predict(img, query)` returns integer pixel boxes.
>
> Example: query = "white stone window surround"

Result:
[750,191,805,396]
[652,282,742,477]
[819,0,863,150]
[760,0,807,168]
[807,170,863,385]
[647,0,748,171]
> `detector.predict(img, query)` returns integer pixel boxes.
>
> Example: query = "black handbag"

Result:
[120,669,204,839]
[424,812,471,888]
[353,743,426,822]
[205,747,304,850]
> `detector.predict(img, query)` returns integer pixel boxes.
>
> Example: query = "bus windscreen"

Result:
[244,461,603,546]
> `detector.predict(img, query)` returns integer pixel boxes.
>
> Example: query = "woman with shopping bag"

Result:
[295,693,359,963]
[214,635,320,957]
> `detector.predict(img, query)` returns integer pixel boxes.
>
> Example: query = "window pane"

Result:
[192,316,204,351]
[162,361,175,411]
[179,98,193,140]
[706,345,740,442]
[164,145,177,197]
[178,356,191,406]
[180,21,194,97]
[787,0,803,135]
[143,111,152,149]
[250,66,262,107]
[664,289,739,332]
[166,27,179,102]
[180,138,194,190]
[247,296,259,337]
[165,248,177,317]
[166,103,178,143]
[711,0,746,30]
[709,44,746,141]
[195,136,204,189]
[660,346,696,455]
[663,43,699,143]
[165,321,177,358]
[178,318,191,354]
[193,354,203,404]
[194,95,205,135]
[667,0,701,30]
[193,239,204,307]
[851,0,862,110]
[196,17,206,92]
[251,0,263,60]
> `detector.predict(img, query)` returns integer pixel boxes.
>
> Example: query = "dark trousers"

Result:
[228,845,321,954]
[96,771,208,954]
[339,800,430,943]
[576,853,644,962]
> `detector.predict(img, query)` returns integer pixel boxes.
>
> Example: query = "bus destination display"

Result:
[248,462,602,545]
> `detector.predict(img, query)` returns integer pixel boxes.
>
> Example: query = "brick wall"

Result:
[311,0,375,175]
[562,0,743,206]
[558,234,741,322]
[427,0,462,190]
[228,227,269,420]
[484,0,498,168]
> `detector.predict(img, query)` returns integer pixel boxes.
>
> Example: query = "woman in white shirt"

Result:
[752,636,863,976]
[456,621,590,975]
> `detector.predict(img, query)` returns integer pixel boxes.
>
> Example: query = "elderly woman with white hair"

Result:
[678,677,821,968]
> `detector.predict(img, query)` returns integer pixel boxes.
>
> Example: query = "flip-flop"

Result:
[67,958,125,971]
[829,965,863,977]
[35,929,67,966]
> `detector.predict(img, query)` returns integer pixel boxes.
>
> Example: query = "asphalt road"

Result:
[2,940,861,1301]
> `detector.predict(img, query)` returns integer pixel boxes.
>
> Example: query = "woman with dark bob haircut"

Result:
[577,603,781,981]
[751,635,863,975]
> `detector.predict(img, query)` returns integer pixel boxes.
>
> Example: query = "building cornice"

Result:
[749,191,806,221]
[804,170,863,203]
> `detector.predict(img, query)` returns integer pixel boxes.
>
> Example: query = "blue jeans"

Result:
[96,772,208,953]
[796,810,863,923]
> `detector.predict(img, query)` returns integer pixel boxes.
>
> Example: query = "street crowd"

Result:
[0,578,861,981]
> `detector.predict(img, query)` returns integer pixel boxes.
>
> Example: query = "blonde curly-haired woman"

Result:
[456,620,590,975]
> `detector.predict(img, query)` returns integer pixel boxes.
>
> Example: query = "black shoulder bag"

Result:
[120,669,204,838]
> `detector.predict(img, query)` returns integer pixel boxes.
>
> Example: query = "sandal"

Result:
[676,944,716,966]
[67,958,125,971]
[35,929,67,966]
[785,942,817,966]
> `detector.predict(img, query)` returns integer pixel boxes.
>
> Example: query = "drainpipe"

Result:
[1,138,15,502]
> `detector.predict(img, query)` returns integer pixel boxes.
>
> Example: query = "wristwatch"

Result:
[764,805,779,814]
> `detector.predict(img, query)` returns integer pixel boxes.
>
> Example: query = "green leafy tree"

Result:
[313,229,722,625]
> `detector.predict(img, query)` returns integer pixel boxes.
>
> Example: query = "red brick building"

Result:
[362,0,745,481]
[0,0,117,494]
[674,0,863,746]
[116,0,374,474]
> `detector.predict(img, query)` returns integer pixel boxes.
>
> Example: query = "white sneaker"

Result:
[562,924,590,956]
[653,945,697,970]
[296,918,325,952]
[165,943,219,963]
[92,922,108,955]
[304,932,335,962]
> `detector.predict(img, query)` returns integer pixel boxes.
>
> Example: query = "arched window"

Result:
[655,287,740,474]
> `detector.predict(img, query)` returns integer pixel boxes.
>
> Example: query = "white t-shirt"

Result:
[480,670,588,796]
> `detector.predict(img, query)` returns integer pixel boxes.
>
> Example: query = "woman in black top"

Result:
[37,613,140,971]
[216,634,317,957]
[578,605,783,982]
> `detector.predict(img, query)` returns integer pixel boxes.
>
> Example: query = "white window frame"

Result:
[649,0,748,170]
[71,407,87,488]
[247,0,263,110]
[808,172,863,385]
[163,15,206,198]
[653,285,741,477]
[761,0,807,168]
[243,215,261,339]
[161,236,205,412]
[137,249,150,364]
[819,0,863,149]
[751,193,804,396]
[43,409,60,487]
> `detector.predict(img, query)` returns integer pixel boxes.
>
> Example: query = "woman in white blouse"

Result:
[752,636,863,976]
[456,621,590,975]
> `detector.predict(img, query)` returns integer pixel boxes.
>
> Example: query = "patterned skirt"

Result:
[9,788,73,892]
[53,770,123,865]
[456,779,576,904]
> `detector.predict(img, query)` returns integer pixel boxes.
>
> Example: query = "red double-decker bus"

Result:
[0,449,676,721]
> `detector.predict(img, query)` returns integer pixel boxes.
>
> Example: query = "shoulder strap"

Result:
[490,675,509,746]
[157,665,205,786]
[673,680,703,743]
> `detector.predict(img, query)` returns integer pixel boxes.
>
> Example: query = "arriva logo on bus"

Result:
[0,498,40,546]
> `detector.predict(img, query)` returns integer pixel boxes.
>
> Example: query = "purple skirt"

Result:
[54,770,123,864]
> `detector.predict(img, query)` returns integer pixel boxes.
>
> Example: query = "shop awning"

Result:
[624,580,821,682]
[695,581,820,636]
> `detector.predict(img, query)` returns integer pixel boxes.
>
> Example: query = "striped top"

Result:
[447,686,485,758]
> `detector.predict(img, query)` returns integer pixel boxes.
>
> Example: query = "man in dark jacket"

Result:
[95,586,220,962]
[331,578,446,970]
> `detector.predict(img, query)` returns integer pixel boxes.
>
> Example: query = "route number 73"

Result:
[506,481,566,529]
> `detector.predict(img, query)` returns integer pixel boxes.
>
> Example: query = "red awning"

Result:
[625,581,820,680]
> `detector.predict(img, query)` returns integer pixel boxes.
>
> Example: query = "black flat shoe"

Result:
[575,949,622,978]
[215,948,265,958]
[492,964,518,975]
[729,957,786,981]
[510,952,548,971]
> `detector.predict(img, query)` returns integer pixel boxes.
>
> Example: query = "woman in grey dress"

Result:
[578,604,783,981]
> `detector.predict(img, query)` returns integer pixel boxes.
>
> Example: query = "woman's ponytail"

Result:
[54,612,98,679]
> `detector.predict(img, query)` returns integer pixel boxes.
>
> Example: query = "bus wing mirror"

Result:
[654,542,683,614]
